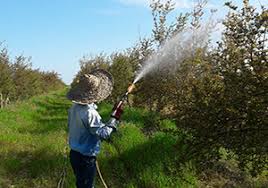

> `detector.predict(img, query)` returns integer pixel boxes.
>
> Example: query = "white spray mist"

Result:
[133,23,214,84]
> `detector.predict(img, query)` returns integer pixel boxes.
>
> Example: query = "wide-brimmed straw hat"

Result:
[67,69,113,104]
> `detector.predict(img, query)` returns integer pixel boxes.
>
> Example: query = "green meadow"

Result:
[0,89,196,188]
[0,90,267,188]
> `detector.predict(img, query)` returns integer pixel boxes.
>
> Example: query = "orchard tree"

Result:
[71,54,110,87]
[174,0,267,175]
[0,44,65,103]
[108,52,135,102]
[134,0,204,112]
[212,0,267,174]
[0,48,14,99]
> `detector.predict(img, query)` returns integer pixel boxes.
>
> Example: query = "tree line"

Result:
[73,0,267,176]
[0,45,65,107]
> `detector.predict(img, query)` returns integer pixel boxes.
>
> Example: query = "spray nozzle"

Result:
[127,83,135,94]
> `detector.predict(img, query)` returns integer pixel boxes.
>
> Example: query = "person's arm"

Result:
[86,109,118,140]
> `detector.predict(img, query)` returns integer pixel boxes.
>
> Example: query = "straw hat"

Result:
[67,69,113,104]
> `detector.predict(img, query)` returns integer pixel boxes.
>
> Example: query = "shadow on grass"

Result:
[98,129,196,188]
[27,94,71,134]
[0,146,73,187]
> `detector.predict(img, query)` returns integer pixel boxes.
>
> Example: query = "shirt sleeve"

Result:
[87,108,113,140]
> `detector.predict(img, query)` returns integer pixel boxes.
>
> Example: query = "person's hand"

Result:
[106,117,119,131]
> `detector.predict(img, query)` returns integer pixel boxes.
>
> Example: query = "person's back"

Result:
[68,103,101,157]
[66,69,122,188]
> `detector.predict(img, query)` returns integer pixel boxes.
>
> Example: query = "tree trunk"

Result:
[0,93,3,108]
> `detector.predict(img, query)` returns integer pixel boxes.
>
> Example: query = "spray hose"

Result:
[97,83,136,188]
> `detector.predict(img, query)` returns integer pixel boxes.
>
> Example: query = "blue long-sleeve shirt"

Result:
[68,103,114,156]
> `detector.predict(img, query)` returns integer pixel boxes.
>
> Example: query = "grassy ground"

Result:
[0,89,266,188]
[0,89,73,187]
[0,89,196,188]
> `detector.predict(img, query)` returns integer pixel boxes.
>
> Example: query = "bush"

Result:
[173,1,268,175]
[0,46,65,103]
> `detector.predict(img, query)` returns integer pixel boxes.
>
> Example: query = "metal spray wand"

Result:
[110,83,135,119]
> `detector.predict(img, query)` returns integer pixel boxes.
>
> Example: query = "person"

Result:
[66,69,122,188]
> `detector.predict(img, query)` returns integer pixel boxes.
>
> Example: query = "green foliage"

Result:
[0,49,14,97]
[150,0,190,46]
[0,45,65,103]
[12,56,41,100]
[99,124,197,188]
[132,0,204,113]
[108,53,136,102]
[71,54,110,87]
[171,1,268,176]
[212,1,268,175]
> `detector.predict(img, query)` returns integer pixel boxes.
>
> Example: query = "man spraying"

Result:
[66,69,125,188]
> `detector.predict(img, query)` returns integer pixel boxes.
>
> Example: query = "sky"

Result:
[0,0,266,84]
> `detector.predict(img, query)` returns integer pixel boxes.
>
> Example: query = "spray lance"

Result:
[107,83,136,128]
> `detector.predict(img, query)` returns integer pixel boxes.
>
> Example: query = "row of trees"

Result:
[0,46,65,105]
[72,0,267,175]
[173,0,267,175]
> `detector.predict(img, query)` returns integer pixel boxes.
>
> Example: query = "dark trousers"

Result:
[70,149,96,188]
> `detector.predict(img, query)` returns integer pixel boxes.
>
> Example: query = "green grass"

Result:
[0,90,72,187]
[1,89,267,187]
[0,89,197,188]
